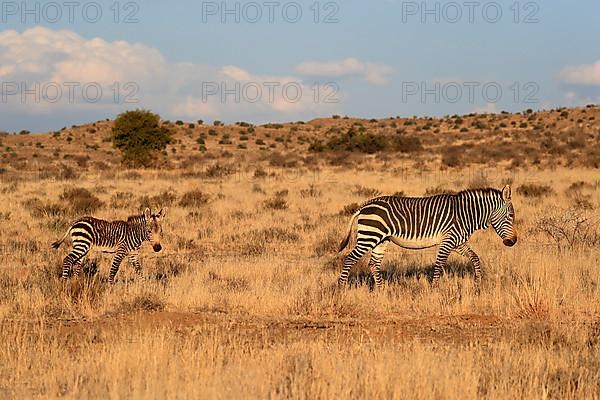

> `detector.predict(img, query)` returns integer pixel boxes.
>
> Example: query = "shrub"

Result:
[393,136,423,153]
[120,293,165,312]
[352,185,381,198]
[179,190,210,208]
[60,188,104,214]
[23,198,65,218]
[441,147,462,167]
[339,203,360,216]
[248,227,299,243]
[264,190,288,210]
[203,163,235,179]
[424,185,452,196]
[110,192,135,209]
[323,129,388,154]
[111,110,173,167]
[534,207,600,250]
[300,184,321,198]
[139,190,178,208]
[517,184,554,198]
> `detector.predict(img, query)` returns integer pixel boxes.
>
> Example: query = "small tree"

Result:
[111,110,173,167]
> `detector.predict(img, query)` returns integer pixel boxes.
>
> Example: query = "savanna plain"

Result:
[1,107,600,399]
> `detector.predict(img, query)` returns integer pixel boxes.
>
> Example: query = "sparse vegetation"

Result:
[0,107,599,398]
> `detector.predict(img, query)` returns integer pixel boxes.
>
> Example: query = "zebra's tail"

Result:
[51,228,70,249]
[339,210,360,252]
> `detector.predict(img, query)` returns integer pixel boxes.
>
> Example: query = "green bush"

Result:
[111,110,173,167]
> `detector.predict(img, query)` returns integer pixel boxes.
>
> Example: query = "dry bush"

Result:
[468,171,491,189]
[300,184,321,198]
[208,271,250,291]
[268,152,299,168]
[203,162,235,179]
[533,207,600,250]
[110,191,135,209]
[179,190,210,208]
[339,202,360,216]
[352,185,381,198]
[140,190,178,208]
[39,163,79,181]
[150,258,189,283]
[253,167,269,179]
[236,242,267,257]
[264,190,289,210]
[393,135,424,153]
[23,198,66,218]
[60,187,104,214]
[314,229,342,257]
[247,227,300,244]
[424,185,452,196]
[517,183,555,198]
[119,292,165,312]
[62,275,107,308]
[441,146,463,167]
[122,170,142,181]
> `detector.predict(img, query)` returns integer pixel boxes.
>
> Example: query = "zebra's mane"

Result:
[127,214,147,224]
[455,188,502,198]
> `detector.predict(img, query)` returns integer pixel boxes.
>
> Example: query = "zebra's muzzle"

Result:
[153,244,162,252]
[503,237,517,247]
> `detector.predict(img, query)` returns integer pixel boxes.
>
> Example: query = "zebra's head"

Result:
[490,185,517,247]
[144,208,166,252]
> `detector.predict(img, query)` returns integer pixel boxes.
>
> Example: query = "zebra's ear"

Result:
[158,208,167,219]
[502,185,512,201]
[144,208,152,220]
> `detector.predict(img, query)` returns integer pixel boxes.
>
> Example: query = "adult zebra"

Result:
[338,186,517,287]
[52,208,166,283]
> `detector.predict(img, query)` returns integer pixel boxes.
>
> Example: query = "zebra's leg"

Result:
[368,241,388,288]
[338,236,381,285]
[431,240,455,287]
[73,258,84,277]
[108,248,128,284]
[129,251,142,276]
[454,243,482,287]
[61,241,90,280]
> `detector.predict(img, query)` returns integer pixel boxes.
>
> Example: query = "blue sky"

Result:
[0,0,599,131]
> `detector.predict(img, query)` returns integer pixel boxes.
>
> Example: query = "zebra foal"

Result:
[338,186,517,288]
[52,208,166,283]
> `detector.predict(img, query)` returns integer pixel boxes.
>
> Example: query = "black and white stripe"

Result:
[52,208,166,283]
[338,185,517,287]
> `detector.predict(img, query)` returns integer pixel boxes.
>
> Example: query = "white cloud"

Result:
[472,103,498,114]
[294,57,393,85]
[0,27,338,124]
[560,60,600,86]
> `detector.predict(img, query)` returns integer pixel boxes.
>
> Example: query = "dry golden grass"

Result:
[1,157,600,399]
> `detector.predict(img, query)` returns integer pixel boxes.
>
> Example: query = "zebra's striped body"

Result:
[338,186,517,287]
[52,208,166,283]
